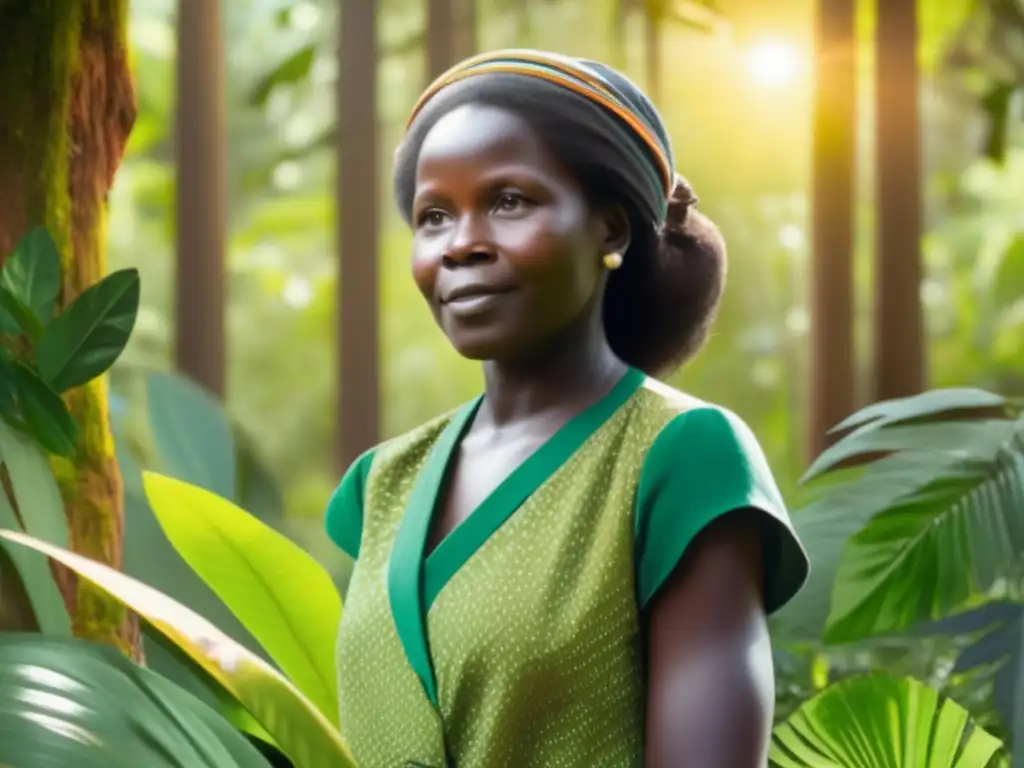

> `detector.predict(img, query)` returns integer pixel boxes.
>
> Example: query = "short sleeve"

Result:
[325,447,376,560]
[634,407,809,614]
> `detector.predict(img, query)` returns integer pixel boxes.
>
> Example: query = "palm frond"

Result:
[823,415,1024,643]
[770,674,1005,767]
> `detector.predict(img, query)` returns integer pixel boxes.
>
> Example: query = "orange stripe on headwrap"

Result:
[405,49,674,198]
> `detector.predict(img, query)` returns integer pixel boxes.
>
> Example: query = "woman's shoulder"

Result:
[633,375,755,441]
[349,402,472,481]
[325,402,473,558]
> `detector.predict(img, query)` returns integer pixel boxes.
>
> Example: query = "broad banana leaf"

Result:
[770,674,1005,767]
[0,529,356,768]
[142,470,341,723]
[0,633,272,768]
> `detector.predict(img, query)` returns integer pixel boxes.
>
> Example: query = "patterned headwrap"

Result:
[404,49,682,225]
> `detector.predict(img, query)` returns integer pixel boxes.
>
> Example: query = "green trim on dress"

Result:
[388,366,646,706]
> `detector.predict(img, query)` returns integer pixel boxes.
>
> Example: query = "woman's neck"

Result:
[478,313,627,428]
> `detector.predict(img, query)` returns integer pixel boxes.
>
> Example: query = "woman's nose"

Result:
[444,213,495,265]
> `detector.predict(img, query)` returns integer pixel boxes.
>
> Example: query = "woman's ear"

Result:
[600,204,632,258]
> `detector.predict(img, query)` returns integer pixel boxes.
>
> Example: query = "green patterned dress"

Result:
[326,367,809,768]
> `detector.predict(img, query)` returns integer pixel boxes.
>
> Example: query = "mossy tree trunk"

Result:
[0,1,141,659]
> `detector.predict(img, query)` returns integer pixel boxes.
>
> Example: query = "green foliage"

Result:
[113,370,295,728]
[794,389,1024,643]
[915,602,1024,765]
[0,418,69,635]
[0,227,61,329]
[0,633,274,768]
[773,387,1024,761]
[146,370,239,500]
[0,227,140,457]
[36,267,141,393]
[143,470,342,723]
[0,528,356,768]
[770,674,1004,767]
[0,225,140,640]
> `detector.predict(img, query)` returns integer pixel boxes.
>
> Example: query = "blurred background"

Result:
[109,0,1019,589]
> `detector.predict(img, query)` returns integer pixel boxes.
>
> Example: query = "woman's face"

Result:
[410,104,620,362]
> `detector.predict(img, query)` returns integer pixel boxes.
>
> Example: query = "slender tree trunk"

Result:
[808,0,857,460]
[427,0,455,81]
[175,0,227,398]
[0,0,141,658]
[427,0,476,83]
[873,0,924,400]
[644,0,663,105]
[453,0,477,64]
[335,0,380,473]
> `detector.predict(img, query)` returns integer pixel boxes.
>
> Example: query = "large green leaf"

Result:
[117,439,268,685]
[7,360,79,456]
[0,297,16,333]
[770,674,1004,767]
[915,602,1024,766]
[0,226,62,325]
[802,420,1017,484]
[828,388,1008,436]
[147,370,238,500]
[0,416,69,547]
[0,633,273,768]
[141,631,281,753]
[0,528,355,768]
[0,352,15,417]
[0,409,68,636]
[824,416,1024,643]
[0,284,42,341]
[143,471,341,723]
[36,267,140,392]
[0,489,69,635]
[771,451,973,646]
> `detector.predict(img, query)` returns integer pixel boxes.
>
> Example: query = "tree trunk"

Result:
[644,0,663,105]
[873,0,924,401]
[335,0,380,473]
[452,0,477,64]
[0,0,140,659]
[427,0,476,83]
[175,0,227,398]
[807,0,858,461]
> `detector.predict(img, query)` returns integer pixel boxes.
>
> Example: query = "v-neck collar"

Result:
[387,366,646,706]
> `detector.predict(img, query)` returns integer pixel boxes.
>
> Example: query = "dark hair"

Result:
[393,74,726,376]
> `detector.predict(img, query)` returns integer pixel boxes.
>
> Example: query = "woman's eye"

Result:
[419,209,447,228]
[494,192,526,213]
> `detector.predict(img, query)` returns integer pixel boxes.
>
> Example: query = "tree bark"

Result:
[807,0,857,461]
[873,0,924,400]
[644,0,664,105]
[427,0,476,83]
[336,0,380,473]
[0,0,140,659]
[175,0,227,399]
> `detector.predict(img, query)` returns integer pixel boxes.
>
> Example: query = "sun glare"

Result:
[746,41,801,86]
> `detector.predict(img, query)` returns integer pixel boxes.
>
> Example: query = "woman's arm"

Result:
[644,509,775,768]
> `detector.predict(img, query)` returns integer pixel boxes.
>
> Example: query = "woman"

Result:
[326,49,809,768]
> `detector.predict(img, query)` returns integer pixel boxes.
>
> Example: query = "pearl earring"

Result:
[603,252,623,270]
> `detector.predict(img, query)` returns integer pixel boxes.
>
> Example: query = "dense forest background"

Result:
[107,0,1018,582]
[3,0,1024,764]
